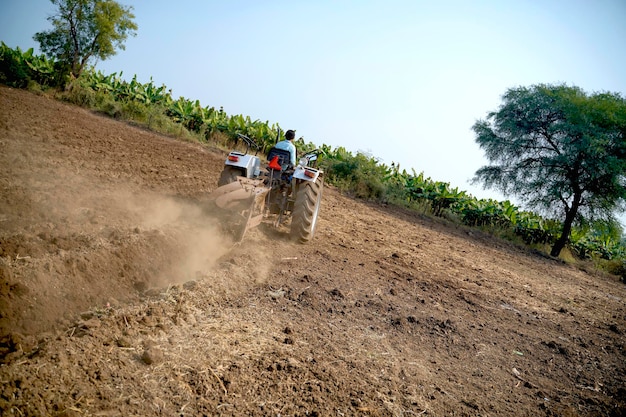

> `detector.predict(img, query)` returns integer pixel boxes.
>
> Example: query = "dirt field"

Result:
[0,85,625,416]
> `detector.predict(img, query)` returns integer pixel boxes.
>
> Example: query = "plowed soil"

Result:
[1,85,625,416]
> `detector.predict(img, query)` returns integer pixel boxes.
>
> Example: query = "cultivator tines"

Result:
[210,177,270,242]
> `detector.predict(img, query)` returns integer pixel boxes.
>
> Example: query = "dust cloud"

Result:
[128,192,282,300]
[16,155,236,289]
[132,194,233,285]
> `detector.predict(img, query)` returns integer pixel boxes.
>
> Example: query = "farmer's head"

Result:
[286,130,296,141]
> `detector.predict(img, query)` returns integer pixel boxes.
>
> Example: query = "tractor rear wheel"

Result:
[218,166,243,187]
[291,179,323,243]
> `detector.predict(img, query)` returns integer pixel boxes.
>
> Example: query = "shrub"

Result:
[0,44,30,88]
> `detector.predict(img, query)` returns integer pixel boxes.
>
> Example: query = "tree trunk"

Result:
[550,193,581,257]
[550,215,574,257]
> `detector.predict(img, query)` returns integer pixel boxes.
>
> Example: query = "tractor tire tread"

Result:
[291,179,323,243]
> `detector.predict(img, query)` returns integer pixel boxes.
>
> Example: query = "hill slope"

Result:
[0,85,625,416]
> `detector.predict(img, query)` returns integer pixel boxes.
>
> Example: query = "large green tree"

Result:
[34,0,137,80]
[472,84,626,257]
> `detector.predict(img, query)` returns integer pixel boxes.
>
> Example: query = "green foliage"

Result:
[166,97,205,132]
[321,148,387,199]
[457,198,513,228]
[0,43,31,87]
[570,220,625,260]
[34,0,137,80]
[514,214,560,245]
[473,83,626,257]
[85,70,172,106]
[0,42,58,87]
[405,174,468,216]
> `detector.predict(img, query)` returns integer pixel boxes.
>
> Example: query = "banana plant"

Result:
[203,106,229,136]
[430,183,467,216]
[23,49,55,85]
[167,97,198,130]
[514,212,558,244]
[500,200,519,226]
[142,78,172,106]
[1,42,56,86]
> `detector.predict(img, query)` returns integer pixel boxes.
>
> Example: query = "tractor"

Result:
[209,133,324,243]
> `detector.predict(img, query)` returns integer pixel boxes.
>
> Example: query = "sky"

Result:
[1,0,626,205]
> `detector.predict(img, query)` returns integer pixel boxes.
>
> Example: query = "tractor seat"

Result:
[266,147,293,172]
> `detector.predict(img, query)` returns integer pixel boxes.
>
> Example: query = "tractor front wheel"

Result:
[291,179,323,243]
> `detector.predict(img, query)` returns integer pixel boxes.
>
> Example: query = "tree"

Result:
[472,84,626,257]
[34,0,137,81]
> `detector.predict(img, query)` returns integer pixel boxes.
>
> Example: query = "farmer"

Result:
[274,129,297,167]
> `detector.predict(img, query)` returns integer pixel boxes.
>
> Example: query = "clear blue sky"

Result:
[2,0,625,204]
